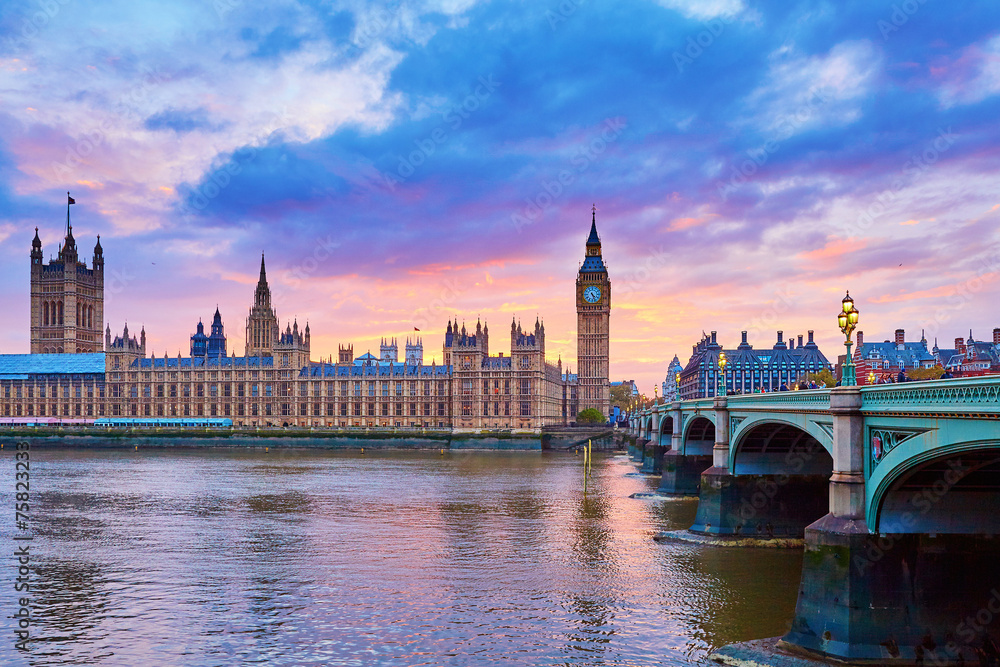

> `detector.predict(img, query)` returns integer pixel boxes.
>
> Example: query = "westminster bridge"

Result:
[627,376,1000,665]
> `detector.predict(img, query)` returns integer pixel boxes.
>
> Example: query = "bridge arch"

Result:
[730,420,833,476]
[643,416,654,440]
[681,415,715,456]
[657,415,673,448]
[870,443,1000,534]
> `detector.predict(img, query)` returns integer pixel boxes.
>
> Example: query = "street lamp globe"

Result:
[717,351,728,396]
[842,291,854,314]
[838,291,860,386]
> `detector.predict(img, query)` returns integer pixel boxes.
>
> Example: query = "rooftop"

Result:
[0,353,106,379]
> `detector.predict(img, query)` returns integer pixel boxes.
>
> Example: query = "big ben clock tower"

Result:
[576,206,611,418]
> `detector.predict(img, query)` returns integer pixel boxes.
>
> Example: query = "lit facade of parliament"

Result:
[1,202,612,431]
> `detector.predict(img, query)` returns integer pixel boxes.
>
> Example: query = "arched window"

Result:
[43,302,49,326]
[58,301,64,324]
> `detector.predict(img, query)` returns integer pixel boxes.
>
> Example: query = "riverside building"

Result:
[1,205,613,432]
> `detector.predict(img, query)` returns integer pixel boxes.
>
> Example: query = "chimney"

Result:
[857,331,863,347]
[711,331,717,345]
[741,331,748,345]
[807,330,815,345]
[956,337,967,356]
[994,328,1000,346]
[895,329,905,348]
[790,338,795,350]
[777,331,783,344]
[798,334,804,348]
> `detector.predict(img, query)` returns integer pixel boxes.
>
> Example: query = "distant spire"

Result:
[586,205,600,245]
[259,253,267,283]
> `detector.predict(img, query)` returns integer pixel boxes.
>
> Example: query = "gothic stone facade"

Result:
[3,213,610,431]
[575,209,611,416]
[29,206,104,353]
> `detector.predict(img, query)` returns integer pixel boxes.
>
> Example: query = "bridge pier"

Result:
[778,387,1000,664]
[688,471,831,538]
[657,450,711,495]
[687,396,829,538]
[631,438,647,463]
[641,443,665,474]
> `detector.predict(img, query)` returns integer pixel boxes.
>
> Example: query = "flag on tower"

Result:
[67,194,75,205]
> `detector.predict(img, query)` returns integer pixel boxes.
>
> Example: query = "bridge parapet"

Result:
[725,389,831,412]
[860,376,1000,417]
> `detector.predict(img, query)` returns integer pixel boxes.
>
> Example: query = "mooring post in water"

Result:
[588,439,592,479]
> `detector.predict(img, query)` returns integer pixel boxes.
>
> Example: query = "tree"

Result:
[806,370,837,388]
[908,365,945,381]
[610,383,634,410]
[576,408,607,425]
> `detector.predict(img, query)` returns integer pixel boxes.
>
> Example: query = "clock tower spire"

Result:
[575,205,611,419]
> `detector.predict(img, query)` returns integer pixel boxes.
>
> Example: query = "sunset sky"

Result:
[1,0,999,393]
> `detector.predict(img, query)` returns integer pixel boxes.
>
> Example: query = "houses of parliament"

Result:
[0,199,612,431]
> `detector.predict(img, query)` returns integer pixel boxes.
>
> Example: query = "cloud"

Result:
[744,40,882,137]
[654,0,745,21]
[144,107,226,133]
[935,35,1000,107]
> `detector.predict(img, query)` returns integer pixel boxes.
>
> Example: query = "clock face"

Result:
[583,286,601,303]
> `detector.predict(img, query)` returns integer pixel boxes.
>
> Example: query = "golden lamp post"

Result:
[838,291,860,386]
[717,351,728,397]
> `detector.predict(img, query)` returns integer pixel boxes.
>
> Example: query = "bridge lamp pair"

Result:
[867,371,876,385]
[838,291,860,386]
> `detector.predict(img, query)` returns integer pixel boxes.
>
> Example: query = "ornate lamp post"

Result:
[675,372,681,401]
[867,371,876,386]
[837,291,860,386]
[717,351,728,397]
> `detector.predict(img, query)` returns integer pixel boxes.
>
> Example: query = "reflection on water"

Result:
[0,449,803,666]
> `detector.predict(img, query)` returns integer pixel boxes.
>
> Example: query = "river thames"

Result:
[1,448,804,665]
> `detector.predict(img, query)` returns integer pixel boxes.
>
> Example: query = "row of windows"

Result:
[4,404,101,417]
[3,386,104,399]
[106,402,450,418]
[460,401,532,416]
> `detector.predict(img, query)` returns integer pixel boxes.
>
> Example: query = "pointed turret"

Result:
[93,234,103,270]
[580,205,606,273]
[586,205,601,247]
[31,227,42,263]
